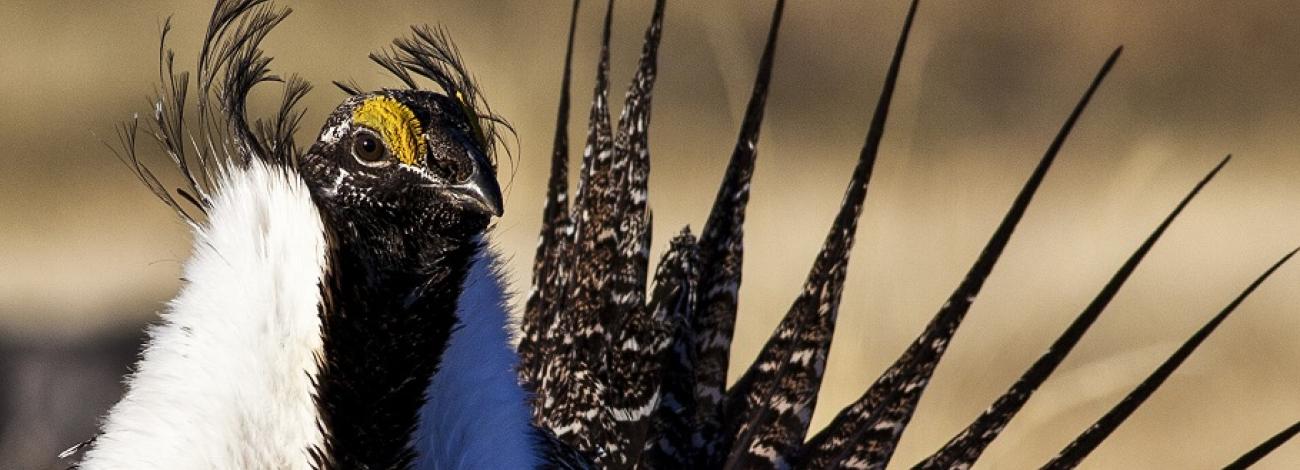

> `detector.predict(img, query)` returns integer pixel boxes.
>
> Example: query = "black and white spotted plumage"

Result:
[798,36,1121,470]
[688,2,785,465]
[518,1,666,467]
[76,0,1298,468]
[520,0,581,403]
[643,230,701,468]
[517,0,1300,468]
[519,1,613,455]
[79,1,593,468]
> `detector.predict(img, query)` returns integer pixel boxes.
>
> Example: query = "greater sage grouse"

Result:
[70,0,1298,469]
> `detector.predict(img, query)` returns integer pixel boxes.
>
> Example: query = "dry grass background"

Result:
[2,1,1299,468]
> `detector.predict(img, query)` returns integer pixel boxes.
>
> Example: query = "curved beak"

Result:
[447,148,504,217]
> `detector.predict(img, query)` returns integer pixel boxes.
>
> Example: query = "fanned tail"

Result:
[717,1,914,468]
[915,156,1230,468]
[523,2,669,466]
[798,44,1122,470]
[516,2,1297,468]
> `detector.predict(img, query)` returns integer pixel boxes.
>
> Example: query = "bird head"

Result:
[300,89,503,250]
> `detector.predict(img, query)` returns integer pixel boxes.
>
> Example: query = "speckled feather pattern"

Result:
[643,231,701,468]
[519,1,666,467]
[86,0,1300,468]
[799,40,1114,470]
[522,0,619,461]
[687,3,785,466]
[516,0,1297,468]
[96,0,1300,469]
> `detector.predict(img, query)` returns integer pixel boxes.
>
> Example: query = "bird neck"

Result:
[411,246,547,469]
[310,220,478,469]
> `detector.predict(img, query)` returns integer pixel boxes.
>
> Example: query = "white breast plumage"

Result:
[81,160,328,469]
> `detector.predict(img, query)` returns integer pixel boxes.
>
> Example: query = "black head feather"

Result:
[299,89,503,262]
[369,26,515,182]
[299,64,511,470]
[112,0,310,225]
[298,30,512,470]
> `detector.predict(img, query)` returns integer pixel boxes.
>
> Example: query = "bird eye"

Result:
[352,132,387,164]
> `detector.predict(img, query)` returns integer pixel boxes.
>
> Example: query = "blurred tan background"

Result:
[2,1,1299,468]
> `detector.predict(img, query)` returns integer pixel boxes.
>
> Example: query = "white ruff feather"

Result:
[81,160,328,469]
[413,246,540,469]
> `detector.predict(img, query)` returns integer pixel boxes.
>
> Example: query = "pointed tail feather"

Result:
[528,0,615,454]
[570,0,615,223]
[915,155,1230,468]
[562,0,622,361]
[691,0,787,462]
[520,0,581,393]
[717,1,919,468]
[606,0,665,326]
[533,3,672,466]
[1223,421,1300,470]
[518,3,1289,469]
[1042,247,1299,469]
[598,3,668,467]
[561,0,614,347]
[798,46,1122,470]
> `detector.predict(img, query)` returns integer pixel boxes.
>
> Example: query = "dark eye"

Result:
[352,132,387,163]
